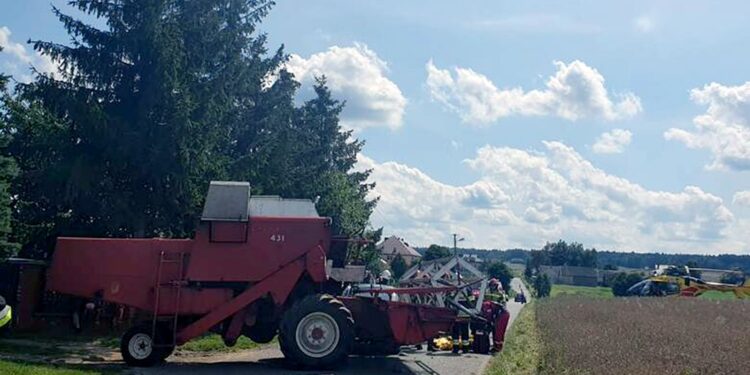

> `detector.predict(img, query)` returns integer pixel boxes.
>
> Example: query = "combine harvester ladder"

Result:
[152,250,185,348]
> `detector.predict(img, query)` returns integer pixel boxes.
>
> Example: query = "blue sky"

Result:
[2,1,750,253]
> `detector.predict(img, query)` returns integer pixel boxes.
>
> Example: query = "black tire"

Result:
[245,322,278,344]
[120,324,173,367]
[278,294,354,369]
[472,329,491,354]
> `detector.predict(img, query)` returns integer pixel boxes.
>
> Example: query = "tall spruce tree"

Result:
[6,1,379,257]
[292,79,376,237]
[7,0,281,253]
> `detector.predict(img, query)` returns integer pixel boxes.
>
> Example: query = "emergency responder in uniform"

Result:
[481,279,511,352]
[0,295,11,333]
[451,287,473,354]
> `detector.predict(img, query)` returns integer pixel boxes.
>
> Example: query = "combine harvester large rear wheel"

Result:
[279,294,355,368]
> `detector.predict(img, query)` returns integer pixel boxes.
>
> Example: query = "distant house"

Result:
[461,254,484,265]
[377,236,422,266]
[539,265,599,287]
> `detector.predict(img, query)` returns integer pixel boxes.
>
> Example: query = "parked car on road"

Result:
[514,292,527,304]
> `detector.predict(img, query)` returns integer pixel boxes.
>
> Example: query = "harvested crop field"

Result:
[536,297,750,375]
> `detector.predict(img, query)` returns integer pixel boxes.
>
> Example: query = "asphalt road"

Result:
[126,278,530,375]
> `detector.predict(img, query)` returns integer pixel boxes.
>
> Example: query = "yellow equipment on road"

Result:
[0,296,11,329]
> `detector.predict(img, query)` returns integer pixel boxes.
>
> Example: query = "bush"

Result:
[390,254,408,279]
[533,274,551,298]
[611,272,644,296]
[423,244,451,261]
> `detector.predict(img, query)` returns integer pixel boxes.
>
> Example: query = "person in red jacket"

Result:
[482,279,511,352]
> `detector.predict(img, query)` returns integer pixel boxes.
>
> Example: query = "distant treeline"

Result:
[595,251,750,272]
[418,245,750,272]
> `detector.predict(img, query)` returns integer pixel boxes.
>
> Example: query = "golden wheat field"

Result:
[536,296,750,375]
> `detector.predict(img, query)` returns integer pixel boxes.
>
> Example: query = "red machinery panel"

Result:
[47,237,230,314]
[209,222,247,243]
[185,217,331,282]
[340,297,457,346]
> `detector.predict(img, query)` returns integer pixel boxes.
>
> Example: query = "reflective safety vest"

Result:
[0,305,11,328]
[485,292,507,304]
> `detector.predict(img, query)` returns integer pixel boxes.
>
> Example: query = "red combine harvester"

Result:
[46,181,456,369]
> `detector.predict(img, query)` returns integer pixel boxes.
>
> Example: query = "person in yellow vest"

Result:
[484,279,508,304]
[0,295,11,332]
[451,286,474,354]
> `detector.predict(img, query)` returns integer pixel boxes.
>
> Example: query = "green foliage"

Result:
[0,360,101,375]
[180,333,265,352]
[523,259,533,279]
[485,302,540,375]
[5,2,377,256]
[597,251,750,272]
[528,240,597,271]
[423,244,451,261]
[486,261,513,293]
[0,50,19,260]
[390,254,407,279]
[611,272,645,296]
[533,274,551,298]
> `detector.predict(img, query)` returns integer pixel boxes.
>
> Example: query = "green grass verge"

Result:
[7,332,120,349]
[698,290,739,300]
[0,360,108,375]
[550,284,612,299]
[484,302,541,375]
[179,333,269,352]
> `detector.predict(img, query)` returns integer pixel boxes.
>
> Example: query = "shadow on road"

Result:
[128,355,425,375]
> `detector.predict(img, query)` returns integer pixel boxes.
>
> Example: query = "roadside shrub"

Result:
[533,274,551,298]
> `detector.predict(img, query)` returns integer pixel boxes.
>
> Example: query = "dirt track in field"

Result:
[125,278,530,375]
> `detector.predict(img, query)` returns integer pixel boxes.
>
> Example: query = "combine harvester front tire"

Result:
[279,294,354,369]
[120,324,174,367]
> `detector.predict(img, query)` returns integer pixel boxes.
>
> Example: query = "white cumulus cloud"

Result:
[425,60,642,125]
[286,43,407,131]
[359,141,737,253]
[0,26,59,83]
[665,82,750,171]
[733,191,750,206]
[592,129,632,154]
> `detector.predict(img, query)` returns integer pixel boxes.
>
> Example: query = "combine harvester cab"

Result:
[46,181,456,369]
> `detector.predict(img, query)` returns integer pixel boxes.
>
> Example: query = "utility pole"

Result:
[453,233,464,284]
